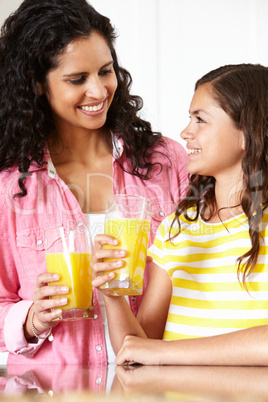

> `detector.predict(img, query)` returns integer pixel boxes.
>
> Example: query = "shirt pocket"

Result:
[16,227,47,285]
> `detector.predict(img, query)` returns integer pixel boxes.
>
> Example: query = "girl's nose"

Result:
[180,123,194,141]
[85,77,107,99]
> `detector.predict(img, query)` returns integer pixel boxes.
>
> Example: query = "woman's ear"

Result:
[36,82,45,96]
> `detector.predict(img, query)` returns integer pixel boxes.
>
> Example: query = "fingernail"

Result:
[60,298,68,304]
[53,274,60,279]
[112,239,119,245]
[53,309,62,317]
[113,260,123,268]
[118,250,126,256]
[108,272,115,278]
[61,286,69,293]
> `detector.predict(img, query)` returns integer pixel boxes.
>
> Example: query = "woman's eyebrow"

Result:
[63,61,114,78]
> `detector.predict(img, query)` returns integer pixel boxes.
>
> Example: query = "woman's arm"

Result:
[92,234,172,354]
[115,324,268,366]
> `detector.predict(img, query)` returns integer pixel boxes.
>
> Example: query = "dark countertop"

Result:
[1,364,268,401]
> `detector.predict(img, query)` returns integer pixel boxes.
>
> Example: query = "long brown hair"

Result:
[0,0,163,197]
[172,63,268,284]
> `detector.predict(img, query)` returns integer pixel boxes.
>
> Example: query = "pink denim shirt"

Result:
[0,135,188,365]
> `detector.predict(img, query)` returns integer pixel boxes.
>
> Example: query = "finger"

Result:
[35,273,61,288]
[92,272,115,288]
[34,296,69,314]
[33,305,64,328]
[32,285,69,302]
[115,351,131,366]
[94,234,118,250]
[93,248,127,263]
[92,259,124,277]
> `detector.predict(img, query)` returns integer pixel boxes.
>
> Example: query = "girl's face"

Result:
[180,83,244,181]
[41,31,118,135]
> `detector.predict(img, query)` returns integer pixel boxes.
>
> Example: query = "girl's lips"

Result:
[187,148,201,155]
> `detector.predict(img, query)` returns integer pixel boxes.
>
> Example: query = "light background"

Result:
[0,0,268,365]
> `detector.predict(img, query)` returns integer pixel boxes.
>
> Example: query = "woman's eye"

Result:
[99,69,112,77]
[68,76,86,85]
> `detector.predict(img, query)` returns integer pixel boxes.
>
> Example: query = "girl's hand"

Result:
[26,272,69,338]
[115,335,165,366]
[91,234,127,290]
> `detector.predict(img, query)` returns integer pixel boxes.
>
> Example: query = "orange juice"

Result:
[102,218,150,295]
[46,252,93,314]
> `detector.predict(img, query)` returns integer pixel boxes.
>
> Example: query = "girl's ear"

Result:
[239,130,245,151]
[36,82,45,96]
[241,132,245,151]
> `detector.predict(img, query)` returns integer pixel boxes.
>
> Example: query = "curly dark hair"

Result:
[0,0,163,196]
[171,63,268,284]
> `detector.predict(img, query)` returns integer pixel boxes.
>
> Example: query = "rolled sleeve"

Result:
[4,300,45,358]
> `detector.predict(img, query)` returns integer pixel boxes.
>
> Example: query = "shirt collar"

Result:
[112,133,124,158]
[27,132,124,179]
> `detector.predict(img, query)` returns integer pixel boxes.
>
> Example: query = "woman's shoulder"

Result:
[155,136,186,153]
[0,167,20,192]
[150,136,188,165]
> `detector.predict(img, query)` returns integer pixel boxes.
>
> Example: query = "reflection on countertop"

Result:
[1,363,268,401]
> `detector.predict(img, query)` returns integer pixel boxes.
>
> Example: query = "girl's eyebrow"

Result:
[62,61,114,78]
[190,109,211,117]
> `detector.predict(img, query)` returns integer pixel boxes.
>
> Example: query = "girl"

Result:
[93,63,268,366]
[0,0,187,365]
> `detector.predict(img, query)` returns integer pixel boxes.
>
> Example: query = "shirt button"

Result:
[94,314,98,320]
[48,170,56,179]
[96,345,102,352]
[131,296,136,301]
[37,239,43,246]
[159,211,165,217]
[96,377,102,384]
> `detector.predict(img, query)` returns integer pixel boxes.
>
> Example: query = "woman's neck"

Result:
[48,128,112,166]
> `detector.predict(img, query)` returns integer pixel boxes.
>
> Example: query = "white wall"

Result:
[0,0,268,365]
[91,0,268,146]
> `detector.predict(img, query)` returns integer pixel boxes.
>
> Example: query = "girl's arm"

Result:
[115,324,268,366]
[91,234,172,354]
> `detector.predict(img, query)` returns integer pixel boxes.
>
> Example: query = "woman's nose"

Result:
[85,77,107,99]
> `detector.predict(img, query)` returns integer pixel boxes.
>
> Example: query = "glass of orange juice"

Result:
[44,224,94,320]
[100,195,151,296]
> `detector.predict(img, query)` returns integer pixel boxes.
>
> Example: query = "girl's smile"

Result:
[180,83,244,181]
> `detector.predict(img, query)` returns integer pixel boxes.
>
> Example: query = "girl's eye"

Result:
[68,76,86,85]
[196,116,205,123]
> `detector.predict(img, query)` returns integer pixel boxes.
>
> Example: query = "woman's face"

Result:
[180,83,244,182]
[41,31,118,135]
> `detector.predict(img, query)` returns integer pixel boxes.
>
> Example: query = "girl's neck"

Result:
[205,176,244,223]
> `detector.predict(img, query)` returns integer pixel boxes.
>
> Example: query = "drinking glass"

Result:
[44,224,94,320]
[101,194,151,296]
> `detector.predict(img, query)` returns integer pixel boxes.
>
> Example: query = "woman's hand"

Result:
[25,273,69,340]
[91,234,127,290]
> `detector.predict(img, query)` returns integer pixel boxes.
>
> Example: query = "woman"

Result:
[0,0,188,365]
[92,63,268,366]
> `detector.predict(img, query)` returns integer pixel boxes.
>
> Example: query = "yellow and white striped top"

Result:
[148,208,268,341]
